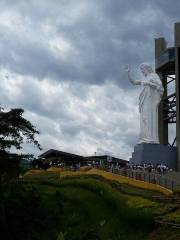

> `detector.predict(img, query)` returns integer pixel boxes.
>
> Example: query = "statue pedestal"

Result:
[129,143,177,170]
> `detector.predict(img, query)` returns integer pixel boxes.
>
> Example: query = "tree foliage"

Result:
[0,108,41,150]
[0,107,41,178]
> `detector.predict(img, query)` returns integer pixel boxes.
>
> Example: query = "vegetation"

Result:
[0,107,41,180]
[0,107,41,240]
[16,178,154,240]
[0,183,63,240]
[25,167,172,195]
[1,169,178,240]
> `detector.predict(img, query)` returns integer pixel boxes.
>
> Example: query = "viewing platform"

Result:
[155,47,175,73]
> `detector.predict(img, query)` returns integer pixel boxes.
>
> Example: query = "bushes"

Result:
[0,184,63,240]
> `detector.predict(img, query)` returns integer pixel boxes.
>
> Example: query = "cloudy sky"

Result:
[0,0,179,159]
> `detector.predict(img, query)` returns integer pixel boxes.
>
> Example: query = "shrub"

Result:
[0,184,63,240]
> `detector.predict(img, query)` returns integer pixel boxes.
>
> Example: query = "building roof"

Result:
[38,149,84,161]
[85,155,128,164]
[39,149,128,164]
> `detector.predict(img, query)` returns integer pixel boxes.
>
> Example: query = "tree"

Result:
[0,107,41,180]
[0,107,42,239]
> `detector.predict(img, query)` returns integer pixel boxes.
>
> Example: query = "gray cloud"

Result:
[0,0,178,159]
[0,0,177,87]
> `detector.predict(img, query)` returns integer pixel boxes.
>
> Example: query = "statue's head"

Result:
[140,63,153,77]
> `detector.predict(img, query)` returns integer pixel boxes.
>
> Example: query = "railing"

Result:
[98,167,180,192]
[21,165,180,192]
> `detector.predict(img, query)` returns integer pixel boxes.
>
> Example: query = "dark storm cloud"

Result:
[0,0,178,89]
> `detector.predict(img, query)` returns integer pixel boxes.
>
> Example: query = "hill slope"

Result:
[3,169,180,239]
[20,169,180,240]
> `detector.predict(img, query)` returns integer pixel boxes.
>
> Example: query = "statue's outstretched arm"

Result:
[126,66,141,85]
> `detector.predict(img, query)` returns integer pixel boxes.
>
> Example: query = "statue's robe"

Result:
[139,73,164,144]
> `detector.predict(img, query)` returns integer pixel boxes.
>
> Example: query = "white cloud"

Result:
[0,68,140,160]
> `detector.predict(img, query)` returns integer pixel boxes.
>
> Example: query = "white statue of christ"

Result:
[126,63,164,144]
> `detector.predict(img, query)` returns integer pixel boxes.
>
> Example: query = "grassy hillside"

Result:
[23,178,155,240]
[2,168,180,240]
[23,169,180,239]
[25,167,173,195]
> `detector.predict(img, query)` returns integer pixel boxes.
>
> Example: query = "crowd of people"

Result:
[33,157,172,175]
[126,163,172,174]
[96,162,172,175]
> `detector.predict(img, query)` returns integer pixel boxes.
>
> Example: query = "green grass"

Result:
[22,178,153,240]
[22,177,156,240]
[6,172,180,240]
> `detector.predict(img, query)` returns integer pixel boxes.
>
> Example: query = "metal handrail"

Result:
[98,167,180,192]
